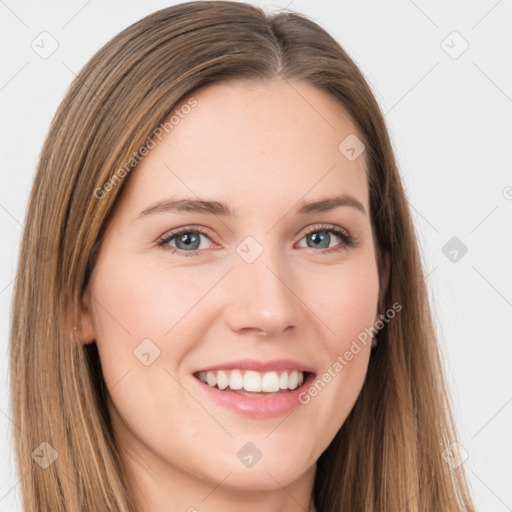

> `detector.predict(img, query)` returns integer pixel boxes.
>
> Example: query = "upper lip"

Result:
[193,358,316,374]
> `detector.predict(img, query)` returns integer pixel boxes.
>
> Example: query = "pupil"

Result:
[309,232,329,249]
[178,233,199,249]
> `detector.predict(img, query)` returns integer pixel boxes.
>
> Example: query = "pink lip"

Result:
[193,358,315,374]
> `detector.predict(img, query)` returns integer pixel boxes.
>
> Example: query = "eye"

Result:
[156,223,358,257]
[296,224,357,253]
[156,227,214,256]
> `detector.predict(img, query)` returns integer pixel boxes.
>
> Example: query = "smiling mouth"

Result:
[193,369,313,396]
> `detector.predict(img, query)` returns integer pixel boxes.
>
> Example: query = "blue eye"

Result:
[156,224,357,256]
[298,224,356,251]
[157,228,212,256]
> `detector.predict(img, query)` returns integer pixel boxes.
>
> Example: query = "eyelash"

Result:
[156,224,358,257]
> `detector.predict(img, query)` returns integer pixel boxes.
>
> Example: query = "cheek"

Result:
[88,252,229,415]
[305,257,380,355]
[89,253,212,351]
[296,257,379,441]
[88,254,211,444]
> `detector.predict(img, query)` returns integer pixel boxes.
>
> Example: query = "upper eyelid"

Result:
[156,225,216,246]
[302,224,350,236]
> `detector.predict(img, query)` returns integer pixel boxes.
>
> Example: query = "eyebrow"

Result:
[136,194,367,219]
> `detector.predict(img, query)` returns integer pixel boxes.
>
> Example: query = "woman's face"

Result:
[81,78,381,498]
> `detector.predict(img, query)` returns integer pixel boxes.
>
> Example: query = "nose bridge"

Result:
[225,236,299,336]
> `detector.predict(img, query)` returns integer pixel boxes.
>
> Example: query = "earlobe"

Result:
[78,287,97,344]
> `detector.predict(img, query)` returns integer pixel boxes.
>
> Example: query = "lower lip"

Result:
[192,373,315,418]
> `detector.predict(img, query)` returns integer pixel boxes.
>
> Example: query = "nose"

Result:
[224,248,300,338]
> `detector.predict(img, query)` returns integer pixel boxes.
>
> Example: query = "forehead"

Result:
[121,78,369,216]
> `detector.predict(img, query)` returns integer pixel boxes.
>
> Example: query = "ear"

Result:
[375,250,391,321]
[78,285,97,345]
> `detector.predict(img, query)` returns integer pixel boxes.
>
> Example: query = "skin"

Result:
[80,77,388,512]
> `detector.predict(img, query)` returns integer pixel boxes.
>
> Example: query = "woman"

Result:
[9,1,476,511]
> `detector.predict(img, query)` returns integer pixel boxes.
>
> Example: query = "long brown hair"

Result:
[9,2,475,510]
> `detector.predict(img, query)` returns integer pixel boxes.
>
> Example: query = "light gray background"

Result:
[1,1,511,510]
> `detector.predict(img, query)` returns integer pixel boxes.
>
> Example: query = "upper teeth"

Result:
[197,369,305,392]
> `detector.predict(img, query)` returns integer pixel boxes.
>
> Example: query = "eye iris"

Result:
[307,231,330,249]
[176,232,200,250]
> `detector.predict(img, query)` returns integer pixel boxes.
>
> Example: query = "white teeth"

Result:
[216,370,229,390]
[197,369,307,393]
[261,371,280,392]
[244,371,262,392]
[229,370,244,390]
[206,371,217,387]
[279,371,289,389]
[288,370,299,389]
